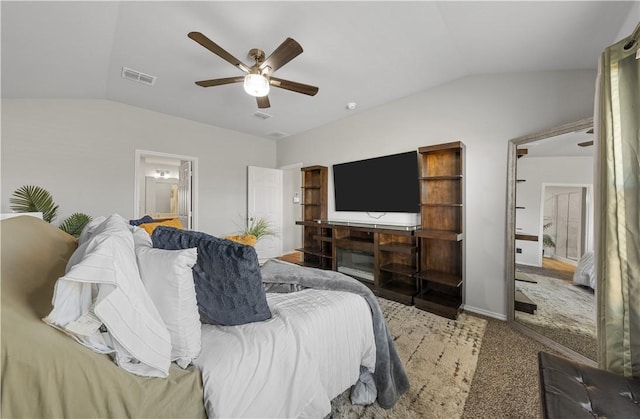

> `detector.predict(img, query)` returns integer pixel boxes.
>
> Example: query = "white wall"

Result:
[615,4,639,43]
[276,70,596,319]
[515,156,594,266]
[1,99,277,236]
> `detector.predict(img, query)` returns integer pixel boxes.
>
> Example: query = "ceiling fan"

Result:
[188,32,319,109]
[577,128,594,147]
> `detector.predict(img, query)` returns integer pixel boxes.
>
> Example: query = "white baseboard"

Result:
[463,305,507,321]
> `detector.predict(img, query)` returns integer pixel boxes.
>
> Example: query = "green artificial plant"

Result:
[58,213,93,237]
[239,216,278,242]
[542,222,556,248]
[10,185,59,223]
[10,185,92,238]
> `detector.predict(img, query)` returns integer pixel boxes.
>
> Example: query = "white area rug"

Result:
[329,298,487,419]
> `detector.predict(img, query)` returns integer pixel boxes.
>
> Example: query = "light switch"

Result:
[293,192,300,204]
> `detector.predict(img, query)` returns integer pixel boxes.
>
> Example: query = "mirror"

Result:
[135,151,197,229]
[506,117,596,365]
[144,176,179,218]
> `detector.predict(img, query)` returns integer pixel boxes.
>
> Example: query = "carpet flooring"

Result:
[462,317,561,419]
[515,273,596,360]
[329,298,487,418]
[329,302,567,418]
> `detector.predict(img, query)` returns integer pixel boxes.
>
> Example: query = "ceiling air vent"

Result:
[252,111,272,120]
[266,131,289,139]
[121,67,157,86]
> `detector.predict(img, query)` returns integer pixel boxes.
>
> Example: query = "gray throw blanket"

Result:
[260,259,410,409]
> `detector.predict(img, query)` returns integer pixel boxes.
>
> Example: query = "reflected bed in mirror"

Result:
[506,117,596,365]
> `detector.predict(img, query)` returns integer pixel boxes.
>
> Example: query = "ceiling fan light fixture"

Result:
[243,74,270,97]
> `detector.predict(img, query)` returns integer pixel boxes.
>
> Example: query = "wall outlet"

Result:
[516,248,522,254]
[293,192,300,204]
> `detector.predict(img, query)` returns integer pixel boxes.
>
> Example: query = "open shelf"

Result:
[416,229,463,241]
[515,233,538,242]
[380,263,418,276]
[417,141,465,319]
[378,280,417,305]
[414,290,462,319]
[378,242,418,254]
[313,235,333,242]
[414,270,462,287]
[295,246,322,256]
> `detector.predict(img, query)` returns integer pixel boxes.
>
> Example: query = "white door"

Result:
[247,166,283,262]
[178,160,192,229]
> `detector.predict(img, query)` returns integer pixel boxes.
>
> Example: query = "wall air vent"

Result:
[252,111,272,120]
[266,131,289,139]
[121,67,157,86]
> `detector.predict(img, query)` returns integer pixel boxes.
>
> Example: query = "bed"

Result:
[573,251,595,289]
[1,215,408,418]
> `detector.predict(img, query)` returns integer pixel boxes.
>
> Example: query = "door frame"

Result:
[134,149,199,230]
[279,162,303,255]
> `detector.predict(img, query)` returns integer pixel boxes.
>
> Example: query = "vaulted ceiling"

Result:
[1,1,635,139]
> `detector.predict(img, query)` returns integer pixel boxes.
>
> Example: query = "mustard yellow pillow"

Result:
[224,234,257,246]
[139,218,184,235]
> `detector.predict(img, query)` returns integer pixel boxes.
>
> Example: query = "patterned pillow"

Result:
[151,227,271,326]
[129,215,154,226]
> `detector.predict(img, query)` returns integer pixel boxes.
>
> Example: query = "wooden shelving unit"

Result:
[294,144,469,312]
[296,215,419,304]
[415,141,465,319]
[376,229,419,305]
[295,166,331,269]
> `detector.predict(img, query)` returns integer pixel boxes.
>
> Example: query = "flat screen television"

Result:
[333,151,420,213]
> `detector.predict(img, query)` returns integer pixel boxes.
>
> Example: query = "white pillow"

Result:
[77,215,107,245]
[44,214,172,378]
[136,245,201,368]
[131,225,153,248]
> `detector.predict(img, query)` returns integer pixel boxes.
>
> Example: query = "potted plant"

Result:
[226,216,278,246]
[542,221,556,256]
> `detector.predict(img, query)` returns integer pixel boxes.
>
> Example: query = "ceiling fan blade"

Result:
[256,96,270,108]
[195,76,244,87]
[578,140,594,147]
[270,77,318,96]
[188,32,251,73]
[259,38,303,74]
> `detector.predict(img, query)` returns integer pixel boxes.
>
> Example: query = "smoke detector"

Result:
[266,131,289,139]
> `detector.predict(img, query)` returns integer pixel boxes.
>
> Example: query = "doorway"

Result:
[134,150,198,230]
[247,166,283,262]
[542,185,589,263]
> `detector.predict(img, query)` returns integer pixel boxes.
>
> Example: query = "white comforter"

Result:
[194,289,376,418]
